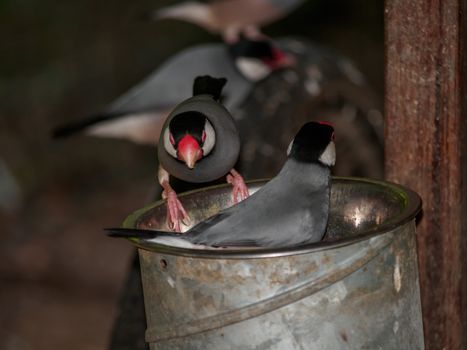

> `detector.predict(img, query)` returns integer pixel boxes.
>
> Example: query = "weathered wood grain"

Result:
[385,1,467,348]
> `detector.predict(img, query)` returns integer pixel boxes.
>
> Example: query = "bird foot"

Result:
[163,189,191,232]
[226,169,249,204]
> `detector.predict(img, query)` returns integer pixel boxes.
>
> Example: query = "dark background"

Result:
[0,1,383,349]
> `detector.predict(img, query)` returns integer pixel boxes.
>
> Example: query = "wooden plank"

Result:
[385,1,467,348]
[462,0,467,344]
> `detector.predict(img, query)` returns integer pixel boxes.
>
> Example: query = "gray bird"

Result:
[52,37,293,143]
[157,75,248,232]
[106,121,335,249]
[152,0,305,43]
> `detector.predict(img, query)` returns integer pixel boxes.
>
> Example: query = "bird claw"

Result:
[226,169,249,204]
[164,189,191,232]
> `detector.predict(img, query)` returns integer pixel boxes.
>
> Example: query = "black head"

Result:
[228,36,294,81]
[163,111,216,169]
[168,111,206,145]
[228,36,276,61]
[288,121,336,166]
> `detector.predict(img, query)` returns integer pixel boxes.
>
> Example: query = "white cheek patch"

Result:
[236,58,270,82]
[319,141,336,167]
[202,119,216,156]
[163,128,178,158]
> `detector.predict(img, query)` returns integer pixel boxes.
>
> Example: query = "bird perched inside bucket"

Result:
[107,121,335,249]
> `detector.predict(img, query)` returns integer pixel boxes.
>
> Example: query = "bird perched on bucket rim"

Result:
[157,75,249,232]
[107,121,336,249]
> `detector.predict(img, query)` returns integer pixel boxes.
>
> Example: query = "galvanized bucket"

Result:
[122,177,424,349]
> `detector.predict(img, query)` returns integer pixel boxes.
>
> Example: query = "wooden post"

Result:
[385,1,467,348]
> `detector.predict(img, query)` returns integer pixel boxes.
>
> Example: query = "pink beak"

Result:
[177,134,202,169]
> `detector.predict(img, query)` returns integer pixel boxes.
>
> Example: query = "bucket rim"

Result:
[122,176,422,259]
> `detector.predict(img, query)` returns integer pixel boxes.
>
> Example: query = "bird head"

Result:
[163,111,216,169]
[229,36,295,82]
[287,121,336,167]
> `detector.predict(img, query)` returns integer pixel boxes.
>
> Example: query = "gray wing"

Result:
[107,44,252,115]
[186,174,329,248]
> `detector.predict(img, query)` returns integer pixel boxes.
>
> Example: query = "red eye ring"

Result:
[201,130,206,143]
[169,133,176,146]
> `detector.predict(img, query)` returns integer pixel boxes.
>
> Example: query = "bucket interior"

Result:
[124,177,421,254]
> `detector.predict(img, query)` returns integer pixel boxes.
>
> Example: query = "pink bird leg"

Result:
[158,166,190,232]
[226,168,249,204]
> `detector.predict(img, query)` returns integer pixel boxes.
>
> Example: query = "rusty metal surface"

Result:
[385,1,467,348]
[123,177,424,349]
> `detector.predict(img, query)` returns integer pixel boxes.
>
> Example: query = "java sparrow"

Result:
[157,75,249,232]
[106,121,335,249]
[152,0,305,43]
[52,36,293,143]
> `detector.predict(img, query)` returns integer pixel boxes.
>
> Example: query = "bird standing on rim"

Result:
[107,121,336,248]
[158,75,249,232]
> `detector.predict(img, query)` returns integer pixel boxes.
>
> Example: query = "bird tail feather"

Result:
[105,227,177,239]
[52,112,126,138]
[105,227,208,249]
[193,75,227,101]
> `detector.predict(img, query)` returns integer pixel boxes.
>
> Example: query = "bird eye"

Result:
[169,133,176,146]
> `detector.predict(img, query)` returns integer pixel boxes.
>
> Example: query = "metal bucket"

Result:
[122,177,424,349]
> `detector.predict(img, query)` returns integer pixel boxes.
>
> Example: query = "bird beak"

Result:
[177,134,202,169]
[184,152,197,169]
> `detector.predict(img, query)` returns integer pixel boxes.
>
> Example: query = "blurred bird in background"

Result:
[52,36,294,144]
[152,0,306,42]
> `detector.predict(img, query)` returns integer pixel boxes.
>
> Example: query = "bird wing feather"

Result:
[108,44,250,114]
[187,163,330,247]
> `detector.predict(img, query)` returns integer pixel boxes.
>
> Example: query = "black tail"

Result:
[193,75,227,101]
[105,227,177,239]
